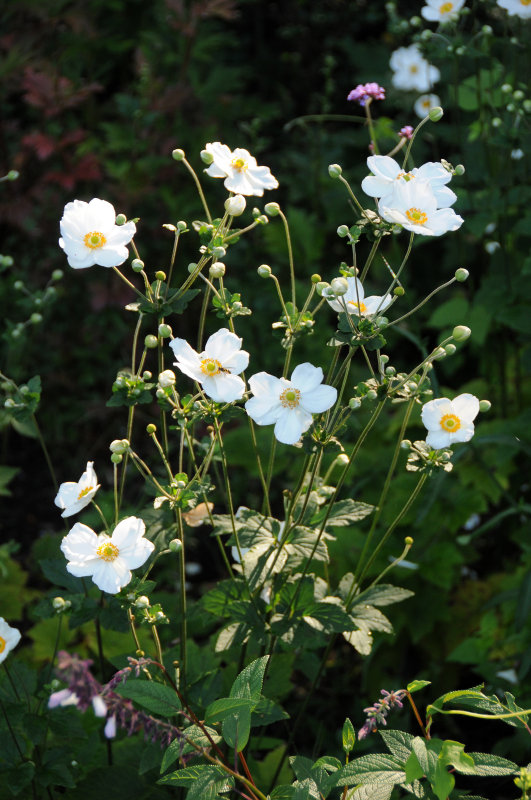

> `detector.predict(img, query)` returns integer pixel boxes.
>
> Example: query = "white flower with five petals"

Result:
[497,0,531,18]
[59,199,136,269]
[421,393,479,449]
[0,618,21,664]
[378,179,463,236]
[362,155,456,209]
[54,461,100,518]
[60,516,155,594]
[390,45,440,92]
[169,328,249,403]
[245,363,337,446]
[204,142,279,197]
[326,277,393,317]
[421,0,466,23]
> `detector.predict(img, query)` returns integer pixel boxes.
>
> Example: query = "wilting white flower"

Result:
[204,142,279,197]
[378,179,463,236]
[61,516,155,594]
[0,618,21,664]
[414,93,442,119]
[48,689,80,709]
[55,461,100,518]
[497,0,531,18]
[326,276,392,317]
[169,328,249,403]
[421,0,466,22]
[245,363,337,446]
[390,45,440,92]
[362,155,456,208]
[59,199,136,269]
[421,393,479,448]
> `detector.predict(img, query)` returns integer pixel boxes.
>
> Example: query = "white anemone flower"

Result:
[60,516,155,594]
[204,142,279,197]
[390,45,440,92]
[326,276,393,317]
[378,179,463,236]
[362,155,456,209]
[414,93,442,120]
[59,199,136,269]
[421,393,479,449]
[169,328,249,403]
[54,461,100,518]
[497,0,531,18]
[245,363,337,446]
[0,618,21,664]
[421,0,466,22]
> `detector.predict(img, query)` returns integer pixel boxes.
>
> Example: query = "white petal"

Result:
[245,394,282,425]
[120,538,154,571]
[204,328,242,361]
[361,175,393,198]
[112,516,145,550]
[290,363,324,393]
[66,559,99,579]
[85,198,116,231]
[61,523,99,561]
[91,560,130,594]
[95,245,129,268]
[433,185,457,209]
[202,373,245,403]
[367,155,401,181]
[427,208,464,235]
[426,429,452,449]
[274,408,313,445]
[55,482,81,511]
[363,294,393,315]
[421,398,453,429]
[248,371,283,399]
[224,349,249,374]
[300,384,337,414]
[451,393,480,422]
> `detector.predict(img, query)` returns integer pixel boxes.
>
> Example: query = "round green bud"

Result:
[30,312,42,324]
[4,398,15,408]
[110,439,129,454]
[187,262,198,274]
[380,354,389,364]
[146,423,157,434]
[513,90,525,101]
[264,201,280,216]
[337,224,349,237]
[155,270,166,281]
[172,148,185,161]
[410,15,421,25]
[366,389,378,401]
[330,277,349,296]
[169,538,183,553]
[349,397,362,410]
[199,149,213,165]
[336,453,349,466]
[257,264,271,278]
[316,281,330,296]
[385,366,396,376]
[111,453,123,464]
[1,255,14,267]
[158,323,172,338]
[393,286,405,296]
[446,45,453,54]
[400,439,411,450]
[142,371,152,381]
[433,346,446,360]
[158,369,176,387]
[34,297,42,306]
[311,273,321,284]
[421,28,432,39]
[257,214,269,224]
[115,213,127,226]
[453,325,471,341]
[328,163,342,178]
[428,106,444,122]
[13,280,24,290]
[404,536,414,546]
[209,261,226,279]
[176,220,187,231]
[135,596,150,608]
[455,267,469,282]
[211,246,226,259]
[506,103,516,113]
[501,83,513,94]
[523,100,531,113]
[144,334,158,349]
[455,46,466,56]
[479,399,491,412]
[7,170,19,181]
[482,24,492,34]
[52,597,66,610]
[453,164,465,176]
[444,343,457,355]
[131,258,144,272]
[51,269,64,281]
[491,117,502,128]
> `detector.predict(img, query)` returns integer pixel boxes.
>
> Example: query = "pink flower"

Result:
[398,125,414,140]
[347,83,386,107]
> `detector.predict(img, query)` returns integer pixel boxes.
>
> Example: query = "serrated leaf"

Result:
[230,656,269,703]
[222,705,251,751]
[343,628,373,655]
[346,784,393,800]
[284,526,329,566]
[380,729,415,761]
[205,697,253,724]
[321,499,374,527]
[116,679,181,716]
[303,601,356,634]
[467,752,518,776]
[440,740,475,774]
[351,604,393,634]
[336,753,406,786]
[353,584,414,608]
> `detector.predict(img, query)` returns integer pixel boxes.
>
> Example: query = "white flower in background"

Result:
[497,0,531,18]
[421,393,479,448]
[245,363,337,446]
[414,93,442,119]
[421,0,466,23]
[169,328,249,403]
[390,45,440,92]
[204,142,279,197]
[378,179,463,236]
[511,149,524,160]
[59,199,136,269]
[61,516,155,594]
[54,461,100,518]
[48,689,80,709]
[0,618,21,664]
[326,276,393,317]
[362,155,456,209]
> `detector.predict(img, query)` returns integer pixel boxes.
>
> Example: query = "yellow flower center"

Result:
[231,157,248,172]
[440,2,454,13]
[78,486,94,500]
[280,387,301,409]
[200,358,223,376]
[347,300,367,314]
[96,541,119,562]
[84,231,107,249]
[439,413,461,433]
[397,171,415,182]
[409,65,418,73]
[405,207,428,225]
[520,0,530,5]
[0,637,5,654]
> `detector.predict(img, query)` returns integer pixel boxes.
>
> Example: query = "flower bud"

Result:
[51,269,64,281]
[146,423,157,434]
[482,24,492,34]
[433,346,446,360]
[211,246,226,259]
[257,214,269,224]
[501,83,513,94]
[336,453,349,466]
[453,163,465,176]
[444,343,456,355]
[110,453,123,464]
[177,220,187,231]
[264,201,280,216]
[169,538,183,553]
[455,267,469,282]
[142,371,152,381]
[224,194,246,216]
[115,213,127,226]
[155,270,166,281]
[337,224,349,237]
[232,301,242,311]
[491,117,502,128]
[30,313,42,324]
[524,100,531,113]
[154,611,166,621]
[393,286,405,296]
[404,536,414,546]
[479,399,491,412]
[257,264,271,278]
[6,170,19,181]
[428,106,443,122]
[188,262,198,273]
[328,164,342,178]
[13,280,24,290]
[110,439,129,454]
[316,281,330,296]
[144,334,158,349]
[172,148,185,161]
[52,597,66,610]
[135,596,150,609]
[330,277,349,296]
[158,323,172,338]
[311,273,321,284]
[209,261,226,278]
[385,366,396,376]
[159,370,176,388]
[401,439,411,450]
[366,389,378,400]
[380,354,389,364]
[453,325,471,342]
[349,397,362,410]
[199,149,213,165]
[410,15,421,25]
[131,258,144,272]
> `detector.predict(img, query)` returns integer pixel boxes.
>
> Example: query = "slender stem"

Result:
[278,209,296,308]
[364,98,379,154]
[31,415,58,492]
[111,267,145,300]
[182,157,212,224]
[407,692,429,739]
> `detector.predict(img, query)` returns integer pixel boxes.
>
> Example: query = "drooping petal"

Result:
[363,294,393,315]
[427,208,464,235]
[223,348,249,374]
[290,363,324,393]
[300,384,337,414]
[274,408,313,445]
[245,394,282,425]
[95,245,130,268]
[361,175,394,198]
[66,558,100,579]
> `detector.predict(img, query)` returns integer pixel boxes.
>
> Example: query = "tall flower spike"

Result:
[59,199,136,269]
[203,142,279,197]
[54,461,100,518]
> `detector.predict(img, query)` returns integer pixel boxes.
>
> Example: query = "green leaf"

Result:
[304,601,356,634]
[342,717,356,753]
[39,558,83,592]
[116,679,181,716]
[205,697,253,724]
[344,785,393,800]
[321,499,374,527]
[335,754,406,787]
[158,764,234,799]
[222,705,251,751]
[404,750,424,784]
[380,729,415,761]
[467,752,518,776]
[407,679,432,694]
[353,584,414,608]
[439,740,475,774]
[351,604,393,634]
[229,656,269,704]
[284,526,329,566]
[0,466,19,496]
[3,762,35,796]
[431,761,454,800]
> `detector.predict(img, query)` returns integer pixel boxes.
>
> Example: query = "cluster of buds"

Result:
[347,82,386,106]
[358,688,407,739]
[404,440,453,473]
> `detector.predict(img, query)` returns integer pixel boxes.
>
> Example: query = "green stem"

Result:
[182,157,212,224]
[278,209,296,308]
[32,414,58,492]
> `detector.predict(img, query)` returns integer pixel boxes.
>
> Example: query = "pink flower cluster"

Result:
[358,688,407,739]
[398,125,414,140]
[347,82,386,107]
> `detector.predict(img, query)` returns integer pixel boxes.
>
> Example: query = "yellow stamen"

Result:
[405,207,428,225]
[231,157,248,172]
[200,358,222,376]
[96,541,119,562]
[521,0,531,5]
[397,171,415,181]
[348,300,367,314]
[0,637,5,654]
[409,65,418,73]
[439,413,461,433]
[84,231,107,249]
[78,486,94,500]
[280,387,301,409]
[440,2,454,12]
